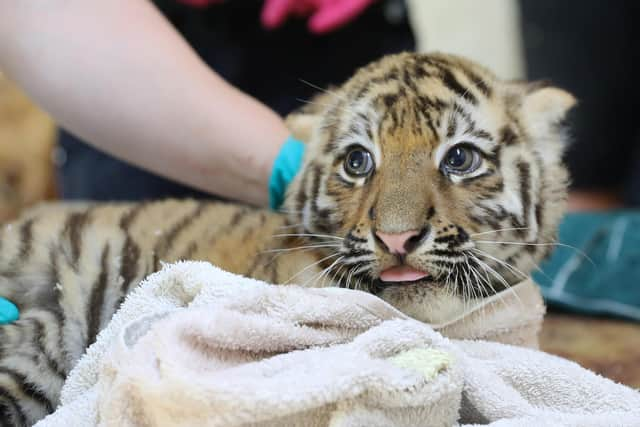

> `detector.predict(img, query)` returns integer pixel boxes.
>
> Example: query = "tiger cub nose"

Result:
[375,228,429,255]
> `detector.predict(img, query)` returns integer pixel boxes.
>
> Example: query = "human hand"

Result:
[261,0,376,34]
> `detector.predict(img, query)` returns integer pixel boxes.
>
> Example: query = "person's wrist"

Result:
[269,136,305,210]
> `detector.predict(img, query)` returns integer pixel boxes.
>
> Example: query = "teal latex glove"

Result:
[0,297,19,324]
[269,136,305,210]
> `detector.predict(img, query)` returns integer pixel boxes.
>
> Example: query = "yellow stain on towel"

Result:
[388,348,452,380]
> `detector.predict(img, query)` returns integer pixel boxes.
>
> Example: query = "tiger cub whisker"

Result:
[305,256,344,288]
[469,227,532,237]
[270,233,344,240]
[470,248,529,280]
[283,252,343,285]
[261,244,343,254]
[475,240,595,266]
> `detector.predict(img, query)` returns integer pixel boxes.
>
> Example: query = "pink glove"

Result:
[261,0,375,34]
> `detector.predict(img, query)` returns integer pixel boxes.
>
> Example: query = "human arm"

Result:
[0,0,290,206]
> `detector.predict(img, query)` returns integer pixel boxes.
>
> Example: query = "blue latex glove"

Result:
[0,297,19,324]
[269,136,305,210]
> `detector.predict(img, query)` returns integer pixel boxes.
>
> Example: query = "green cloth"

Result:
[534,210,640,321]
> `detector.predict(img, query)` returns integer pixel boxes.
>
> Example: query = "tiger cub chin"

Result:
[0,52,573,425]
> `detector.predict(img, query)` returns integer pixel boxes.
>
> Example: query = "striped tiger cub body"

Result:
[1,52,575,425]
[0,200,321,424]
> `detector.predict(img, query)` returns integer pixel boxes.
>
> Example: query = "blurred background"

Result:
[0,0,638,386]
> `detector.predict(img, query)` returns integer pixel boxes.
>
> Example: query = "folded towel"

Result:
[36,262,640,427]
[535,210,640,321]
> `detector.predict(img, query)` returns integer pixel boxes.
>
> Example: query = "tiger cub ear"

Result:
[285,111,319,143]
[284,89,336,143]
[521,82,577,127]
[518,82,576,160]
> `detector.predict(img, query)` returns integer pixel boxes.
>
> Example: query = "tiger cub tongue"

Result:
[380,265,429,282]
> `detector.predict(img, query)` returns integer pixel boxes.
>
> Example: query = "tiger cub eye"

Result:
[344,146,374,177]
[441,145,480,175]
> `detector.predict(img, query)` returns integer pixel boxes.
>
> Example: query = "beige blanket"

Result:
[36,262,640,426]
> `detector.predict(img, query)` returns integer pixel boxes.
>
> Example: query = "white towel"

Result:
[36,262,640,427]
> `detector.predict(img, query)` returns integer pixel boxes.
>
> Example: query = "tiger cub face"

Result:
[284,52,574,323]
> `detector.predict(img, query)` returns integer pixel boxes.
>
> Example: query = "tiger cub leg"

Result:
[0,308,67,427]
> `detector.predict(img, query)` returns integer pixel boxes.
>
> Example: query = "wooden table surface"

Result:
[540,312,640,388]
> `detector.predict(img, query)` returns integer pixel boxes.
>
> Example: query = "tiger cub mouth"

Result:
[379,265,431,284]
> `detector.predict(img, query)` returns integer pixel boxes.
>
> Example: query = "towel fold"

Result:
[36,262,640,427]
[535,211,640,321]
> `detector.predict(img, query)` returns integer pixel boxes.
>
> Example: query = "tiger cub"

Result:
[0,52,573,425]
